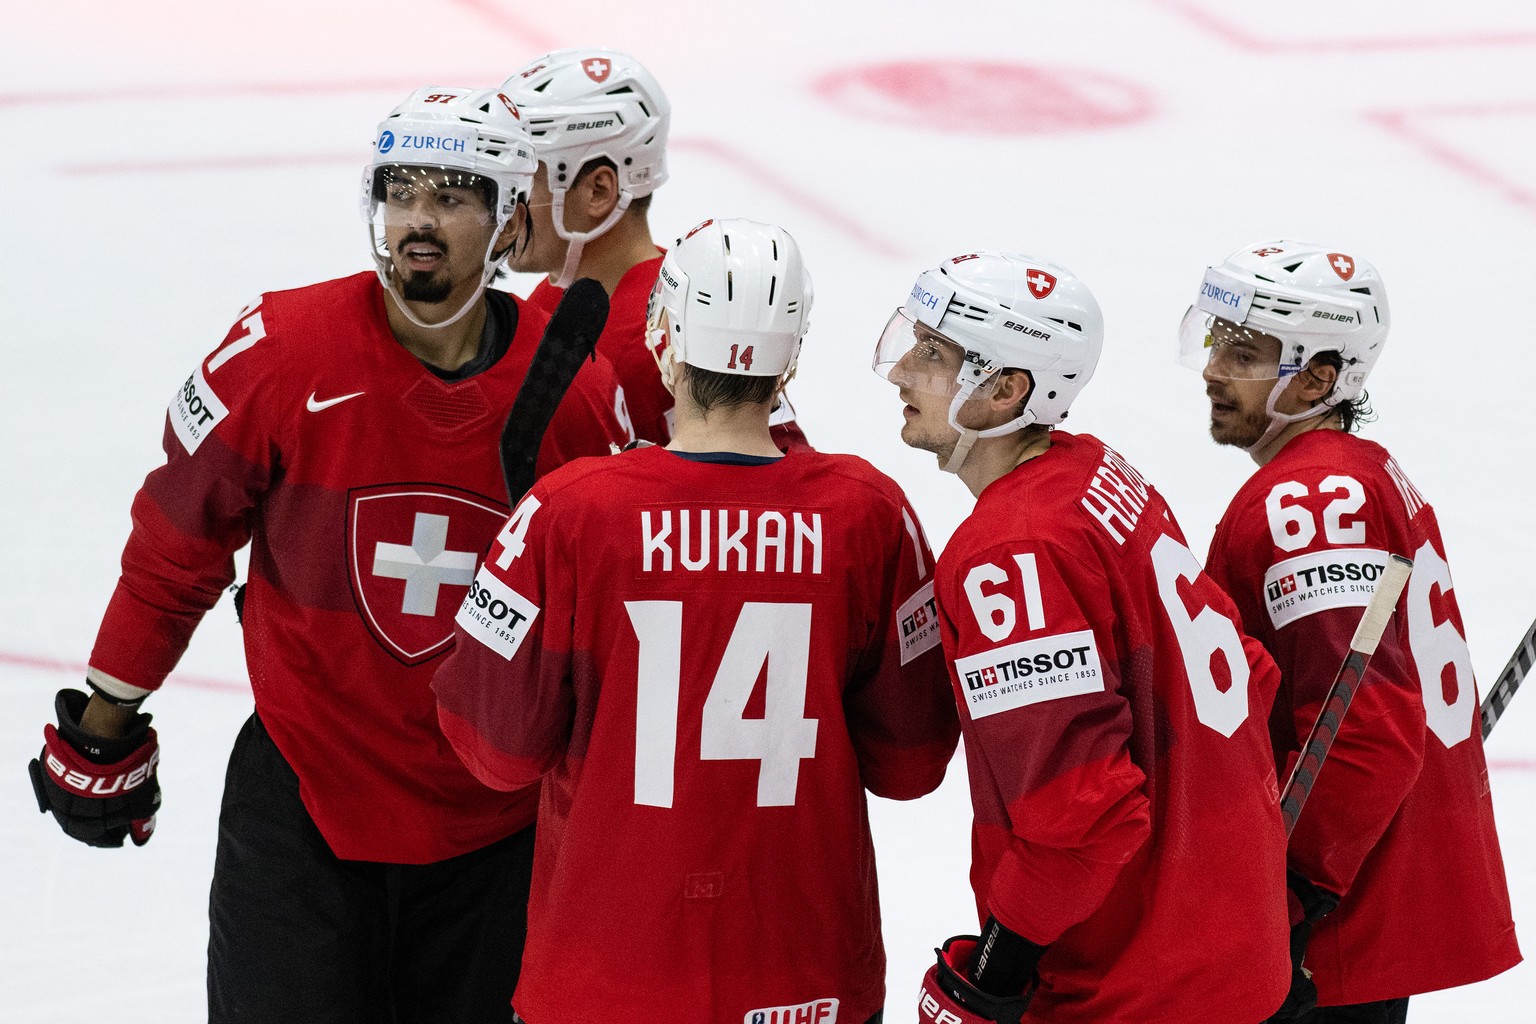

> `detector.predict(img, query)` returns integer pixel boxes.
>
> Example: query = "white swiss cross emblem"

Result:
[348,484,509,665]
[1026,269,1058,300]
[583,57,612,84]
[1328,252,1355,281]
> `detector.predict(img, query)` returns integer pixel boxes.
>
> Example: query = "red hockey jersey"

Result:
[529,256,814,453]
[937,432,1290,1024]
[529,256,672,444]
[434,445,960,1024]
[1205,429,1520,1004]
[88,271,628,863]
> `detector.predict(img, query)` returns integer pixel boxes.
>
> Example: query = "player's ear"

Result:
[493,203,527,259]
[1297,356,1338,405]
[578,164,621,220]
[993,369,1034,418]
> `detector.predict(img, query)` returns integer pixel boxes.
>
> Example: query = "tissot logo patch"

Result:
[456,567,540,661]
[347,484,509,665]
[1264,547,1389,629]
[170,363,228,454]
[744,997,838,1024]
[898,581,941,665]
[954,629,1103,720]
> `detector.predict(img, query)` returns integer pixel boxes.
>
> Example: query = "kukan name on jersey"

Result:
[641,508,824,574]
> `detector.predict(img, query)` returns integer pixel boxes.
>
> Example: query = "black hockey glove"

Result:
[918,921,1045,1024]
[1266,869,1341,1022]
[29,688,161,848]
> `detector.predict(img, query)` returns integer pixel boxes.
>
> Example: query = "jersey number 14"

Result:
[624,601,819,809]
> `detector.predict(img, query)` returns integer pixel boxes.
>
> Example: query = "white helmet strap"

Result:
[940,372,1038,474]
[373,226,506,332]
[1247,376,1333,455]
[549,186,633,289]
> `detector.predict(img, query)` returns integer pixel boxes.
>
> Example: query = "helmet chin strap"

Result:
[940,378,1036,475]
[370,220,508,332]
[1245,376,1333,455]
[549,187,633,289]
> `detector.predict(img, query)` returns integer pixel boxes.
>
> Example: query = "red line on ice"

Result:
[1150,0,1536,52]
[445,0,559,51]
[671,138,911,260]
[1366,104,1536,218]
[1,651,247,695]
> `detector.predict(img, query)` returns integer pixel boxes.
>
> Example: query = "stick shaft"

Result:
[1281,554,1414,836]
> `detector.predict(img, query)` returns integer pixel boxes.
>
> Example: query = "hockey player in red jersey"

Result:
[1182,242,1520,1023]
[503,48,811,450]
[435,218,960,1024]
[27,87,628,1023]
[877,252,1292,1024]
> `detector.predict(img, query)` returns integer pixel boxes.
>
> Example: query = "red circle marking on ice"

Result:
[814,61,1154,135]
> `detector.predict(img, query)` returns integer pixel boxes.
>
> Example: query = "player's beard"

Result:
[397,232,455,303]
[1206,383,1270,448]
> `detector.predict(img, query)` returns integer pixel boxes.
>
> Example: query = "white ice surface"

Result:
[3,1,1535,1019]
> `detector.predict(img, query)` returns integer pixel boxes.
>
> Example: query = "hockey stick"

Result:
[1481,615,1536,739]
[1280,553,1414,837]
[499,277,609,504]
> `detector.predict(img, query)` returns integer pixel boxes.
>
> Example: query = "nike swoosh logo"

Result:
[306,391,365,413]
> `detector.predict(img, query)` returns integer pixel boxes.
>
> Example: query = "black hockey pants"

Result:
[1301,998,1409,1023]
[207,713,534,1024]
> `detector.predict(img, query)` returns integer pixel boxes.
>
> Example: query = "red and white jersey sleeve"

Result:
[434,446,958,1024]
[1206,429,1519,1004]
[937,432,1289,1024]
[89,302,284,695]
[86,272,626,864]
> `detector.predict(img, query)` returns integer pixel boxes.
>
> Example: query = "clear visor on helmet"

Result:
[368,164,500,232]
[644,274,672,371]
[872,310,966,397]
[1177,306,1287,381]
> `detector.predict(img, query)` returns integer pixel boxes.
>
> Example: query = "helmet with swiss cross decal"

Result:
[874,251,1104,429]
[501,50,670,289]
[1178,241,1389,405]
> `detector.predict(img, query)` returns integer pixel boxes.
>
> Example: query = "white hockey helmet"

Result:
[503,49,671,288]
[874,251,1104,472]
[1178,241,1389,449]
[646,218,812,385]
[362,86,537,330]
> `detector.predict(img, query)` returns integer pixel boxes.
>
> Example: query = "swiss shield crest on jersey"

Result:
[346,484,509,665]
[1026,269,1058,299]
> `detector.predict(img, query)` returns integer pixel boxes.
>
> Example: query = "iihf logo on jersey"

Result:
[744,997,838,1024]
